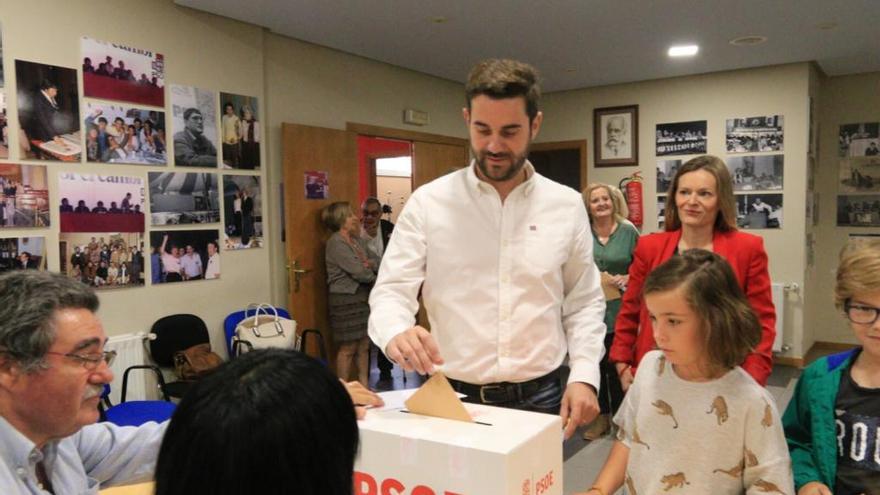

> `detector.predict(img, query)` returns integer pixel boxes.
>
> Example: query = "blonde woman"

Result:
[321,202,381,386]
[581,183,639,439]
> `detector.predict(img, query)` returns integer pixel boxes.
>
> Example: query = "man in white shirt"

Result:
[180,245,203,280]
[204,241,220,280]
[369,59,606,439]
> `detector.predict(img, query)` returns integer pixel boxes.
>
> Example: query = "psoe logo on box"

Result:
[535,470,554,495]
[354,471,464,495]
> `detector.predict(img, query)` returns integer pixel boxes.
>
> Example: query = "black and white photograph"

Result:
[0,163,49,228]
[0,237,46,272]
[725,155,784,191]
[220,92,261,170]
[0,26,7,160]
[839,157,880,193]
[149,229,220,283]
[655,120,707,156]
[59,232,144,289]
[657,196,668,231]
[15,60,81,161]
[594,105,638,166]
[58,173,145,233]
[171,84,218,167]
[656,159,681,193]
[725,115,784,153]
[223,175,262,249]
[837,194,880,227]
[839,122,880,158]
[81,37,165,107]
[148,172,219,225]
[83,103,167,164]
[735,193,783,229]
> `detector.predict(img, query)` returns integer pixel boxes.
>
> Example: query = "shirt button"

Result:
[16,467,26,477]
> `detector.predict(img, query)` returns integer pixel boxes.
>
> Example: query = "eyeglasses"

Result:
[844,301,880,325]
[362,210,381,217]
[45,350,117,370]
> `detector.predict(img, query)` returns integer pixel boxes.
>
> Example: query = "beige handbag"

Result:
[233,303,297,354]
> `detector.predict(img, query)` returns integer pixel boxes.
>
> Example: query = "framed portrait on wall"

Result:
[594,105,638,167]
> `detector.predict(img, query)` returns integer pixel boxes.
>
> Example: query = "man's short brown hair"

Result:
[465,59,541,122]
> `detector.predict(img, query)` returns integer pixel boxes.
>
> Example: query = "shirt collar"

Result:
[0,415,46,474]
[466,159,537,197]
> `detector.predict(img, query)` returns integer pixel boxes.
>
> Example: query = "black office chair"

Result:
[149,313,213,399]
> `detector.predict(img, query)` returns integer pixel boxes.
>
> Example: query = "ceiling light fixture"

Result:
[729,35,768,47]
[668,45,699,57]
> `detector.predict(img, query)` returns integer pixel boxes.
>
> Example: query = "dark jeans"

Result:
[599,332,625,415]
[451,372,563,415]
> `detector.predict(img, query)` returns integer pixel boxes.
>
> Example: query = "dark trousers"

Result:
[373,343,393,375]
[599,332,625,415]
[450,370,563,415]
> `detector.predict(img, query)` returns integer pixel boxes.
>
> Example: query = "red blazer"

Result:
[608,229,776,385]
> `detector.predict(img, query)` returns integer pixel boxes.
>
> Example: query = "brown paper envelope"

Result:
[404,371,473,422]
[601,272,621,301]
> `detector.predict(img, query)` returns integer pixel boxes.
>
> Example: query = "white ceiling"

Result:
[175,0,880,92]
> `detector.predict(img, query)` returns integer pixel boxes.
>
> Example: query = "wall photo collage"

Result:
[0,28,264,285]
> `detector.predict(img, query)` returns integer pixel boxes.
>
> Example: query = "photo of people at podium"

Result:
[15,59,81,161]
[83,103,167,165]
[725,115,784,153]
[81,37,165,107]
[839,122,879,158]
[149,171,220,225]
[0,163,49,228]
[0,236,46,272]
[736,193,783,229]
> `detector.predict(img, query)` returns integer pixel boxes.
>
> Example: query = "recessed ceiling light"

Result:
[815,21,838,30]
[729,35,768,46]
[430,16,448,24]
[668,45,699,57]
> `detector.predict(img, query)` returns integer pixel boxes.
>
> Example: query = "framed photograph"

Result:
[839,156,880,193]
[83,103,167,165]
[839,123,880,158]
[838,194,880,227]
[656,120,707,156]
[222,175,262,249]
[171,85,218,168]
[725,154,784,191]
[0,163,49,228]
[656,159,681,193]
[15,60,81,161]
[149,230,220,283]
[594,105,638,166]
[219,92,260,170]
[148,172,219,225]
[81,37,165,107]
[725,115,784,153]
[735,193,783,229]
[0,236,46,272]
[59,232,144,290]
[58,173,145,232]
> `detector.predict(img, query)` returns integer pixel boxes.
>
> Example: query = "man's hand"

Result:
[385,325,444,375]
[560,382,599,440]
[797,482,832,495]
[342,380,384,420]
[616,362,634,392]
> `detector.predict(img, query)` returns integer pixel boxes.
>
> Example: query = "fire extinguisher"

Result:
[619,172,644,228]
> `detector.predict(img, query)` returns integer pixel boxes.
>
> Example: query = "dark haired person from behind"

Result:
[154,349,359,495]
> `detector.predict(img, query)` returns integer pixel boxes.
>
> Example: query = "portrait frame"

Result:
[593,105,638,167]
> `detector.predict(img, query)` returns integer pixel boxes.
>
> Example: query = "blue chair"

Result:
[223,306,327,363]
[99,365,176,426]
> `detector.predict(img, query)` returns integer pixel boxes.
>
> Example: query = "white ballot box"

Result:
[354,402,562,495]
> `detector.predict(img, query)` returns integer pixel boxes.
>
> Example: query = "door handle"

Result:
[286,259,312,293]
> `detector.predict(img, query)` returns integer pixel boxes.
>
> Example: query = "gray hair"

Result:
[0,271,99,373]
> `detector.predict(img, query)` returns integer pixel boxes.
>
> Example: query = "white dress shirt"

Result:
[369,161,606,387]
[361,229,384,258]
[205,253,220,279]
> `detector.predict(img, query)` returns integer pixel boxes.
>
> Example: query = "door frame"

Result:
[530,139,589,191]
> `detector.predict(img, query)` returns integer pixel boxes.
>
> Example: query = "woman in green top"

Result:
[581,183,640,440]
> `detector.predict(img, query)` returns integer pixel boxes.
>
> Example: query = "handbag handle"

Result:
[243,303,286,338]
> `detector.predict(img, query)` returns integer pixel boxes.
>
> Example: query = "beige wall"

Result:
[809,71,880,345]
[539,64,811,357]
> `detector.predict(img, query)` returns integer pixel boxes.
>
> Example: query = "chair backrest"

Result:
[223,306,291,358]
[149,314,210,367]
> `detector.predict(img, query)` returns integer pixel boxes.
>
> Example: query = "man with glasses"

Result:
[173,108,217,167]
[0,271,166,493]
[361,197,396,381]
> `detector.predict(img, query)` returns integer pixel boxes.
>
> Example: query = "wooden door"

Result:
[281,123,359,362]
[530,140,588,192]
[411,141,469,190]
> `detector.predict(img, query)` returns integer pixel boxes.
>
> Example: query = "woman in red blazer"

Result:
[609,155,775,387]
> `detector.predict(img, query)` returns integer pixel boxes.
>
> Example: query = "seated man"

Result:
[0,271,165,493]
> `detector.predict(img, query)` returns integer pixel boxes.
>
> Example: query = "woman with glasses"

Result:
[783,238,880,495]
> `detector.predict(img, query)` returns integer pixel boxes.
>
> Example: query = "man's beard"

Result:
[472,146,530,183]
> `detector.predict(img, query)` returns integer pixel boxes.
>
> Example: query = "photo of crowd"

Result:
[839,122,880,158]
[60,233,144,289]
[837,194,880,227]
[58,173,145,233]
[0,237,46,272]
[148,172,219,225]
[0,163,49,228]
[725,155,784,191]
[223,175,262,249]
[15,60,81,161]
[149,230,220,283]
[83,103,167,165]
[839,157,880,193]
[171,85,217,167]
[725,115,784,153]
[656,159,681,193]
[655,120,707,156]
[735,194,783,229]
[220,92,261,170]
[81,37,164,107]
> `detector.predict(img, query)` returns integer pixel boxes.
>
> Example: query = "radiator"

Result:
[771,282,798,353]
[105,332,149,403]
